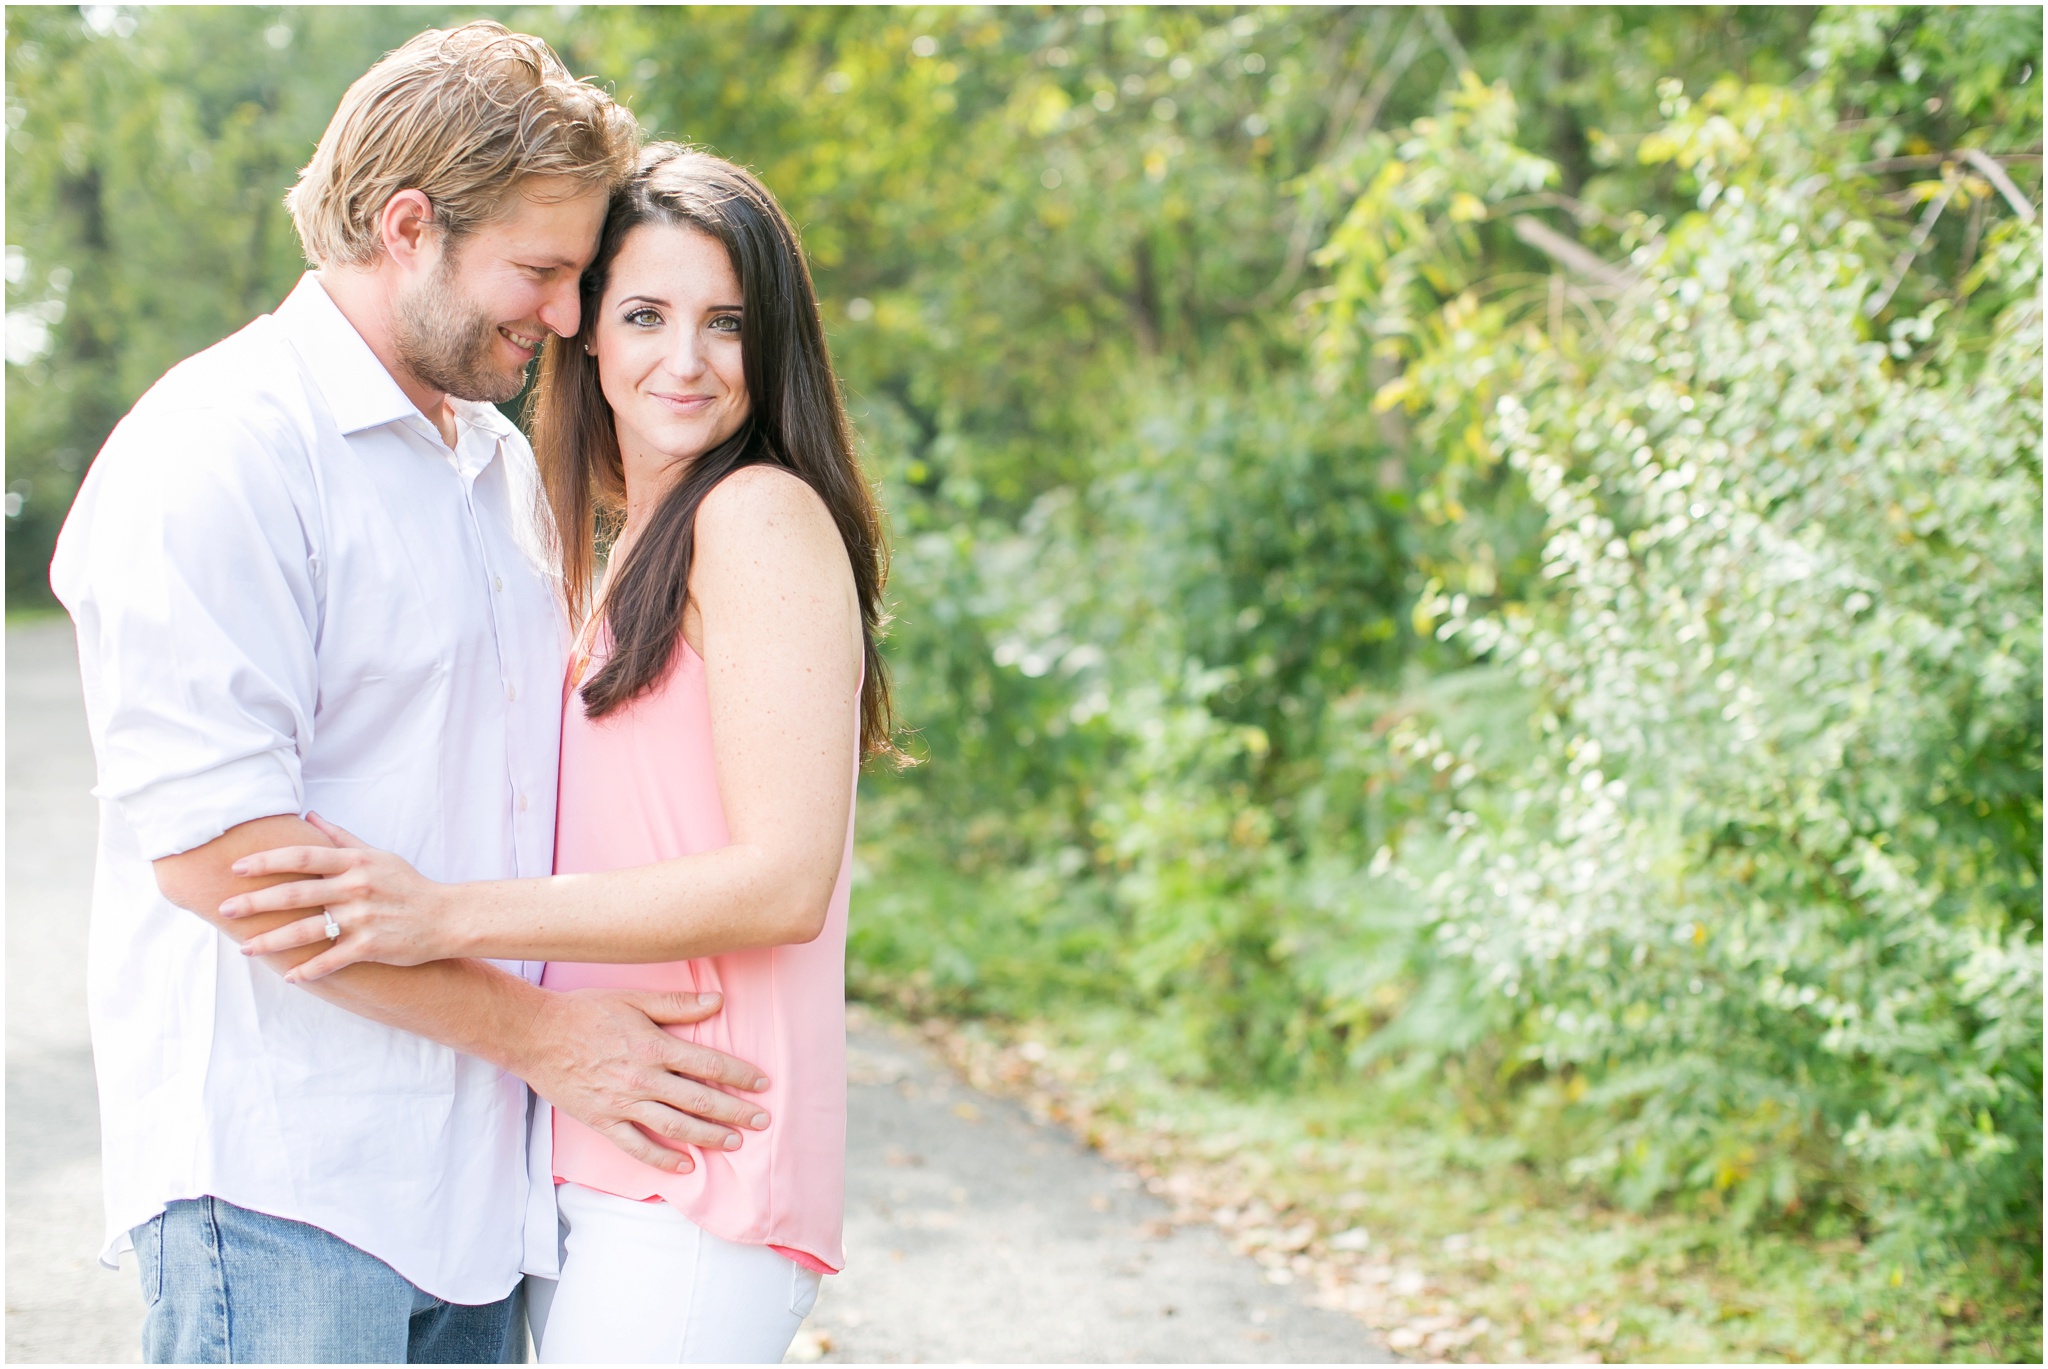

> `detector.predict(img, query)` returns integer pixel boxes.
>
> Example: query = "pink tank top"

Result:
[542,630,852,1274]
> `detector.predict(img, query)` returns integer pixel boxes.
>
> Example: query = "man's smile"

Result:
[499,324,545,356]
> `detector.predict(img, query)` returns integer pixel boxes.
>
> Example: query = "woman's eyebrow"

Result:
[615,294,743,313]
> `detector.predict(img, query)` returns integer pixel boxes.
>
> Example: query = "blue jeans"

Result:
[134,1197,523,1363]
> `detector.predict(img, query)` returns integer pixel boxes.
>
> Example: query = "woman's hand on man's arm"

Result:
[218,812,471,980]
[154,812,347,976]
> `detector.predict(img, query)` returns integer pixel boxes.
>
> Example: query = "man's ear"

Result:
[377,189,439,275]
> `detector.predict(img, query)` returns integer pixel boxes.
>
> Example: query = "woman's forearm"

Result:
[446,843,837,964]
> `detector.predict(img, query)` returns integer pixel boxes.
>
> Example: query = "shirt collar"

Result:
[450,395,520,441]
[272,273,425,437]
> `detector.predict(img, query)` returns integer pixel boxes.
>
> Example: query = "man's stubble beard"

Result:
[391,253,533,405]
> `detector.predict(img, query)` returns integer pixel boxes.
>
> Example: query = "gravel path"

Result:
[814,1012,1387,1362]
[5,617,1387,1363]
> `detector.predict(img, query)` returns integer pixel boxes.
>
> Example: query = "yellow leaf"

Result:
[1464,420,1496,466]
[1449,191,1488,223]
[1638,131,1681,165]
[1026,83,1071,137]
[1372,374,1418,413]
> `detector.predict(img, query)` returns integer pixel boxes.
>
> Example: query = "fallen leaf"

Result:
[1277,1219,1319,1252]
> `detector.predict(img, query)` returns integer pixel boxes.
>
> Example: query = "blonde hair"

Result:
[285,21,639,268]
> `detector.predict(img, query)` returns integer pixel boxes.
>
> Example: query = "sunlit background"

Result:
[7,6,2042,1359]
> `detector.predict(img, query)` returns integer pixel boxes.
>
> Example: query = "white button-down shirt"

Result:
[50,274,567,1304]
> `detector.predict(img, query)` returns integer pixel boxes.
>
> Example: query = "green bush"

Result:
[1427,96,2042,1254]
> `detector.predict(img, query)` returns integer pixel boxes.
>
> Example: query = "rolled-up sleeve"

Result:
[53,405,319,860]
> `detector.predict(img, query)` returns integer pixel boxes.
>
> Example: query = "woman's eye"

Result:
[709,314,742,334]
[624,308,662,327]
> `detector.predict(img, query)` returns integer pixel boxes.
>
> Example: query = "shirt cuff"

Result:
[115,750,304,860]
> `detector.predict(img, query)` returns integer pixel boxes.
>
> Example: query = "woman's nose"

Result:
[664,335,706,380]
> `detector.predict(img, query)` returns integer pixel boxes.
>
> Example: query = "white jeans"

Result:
[526,1183,822,1364]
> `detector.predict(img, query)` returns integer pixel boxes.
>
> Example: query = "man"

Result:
[50,23,767,1363]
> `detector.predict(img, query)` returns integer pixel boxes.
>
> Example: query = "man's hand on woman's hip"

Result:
[510,987,772,1173]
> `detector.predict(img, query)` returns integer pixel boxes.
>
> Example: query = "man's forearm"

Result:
[153,814,545,1071]
[300,952,546,1072]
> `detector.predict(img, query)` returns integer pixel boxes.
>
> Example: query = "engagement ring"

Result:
[322,912,342,941]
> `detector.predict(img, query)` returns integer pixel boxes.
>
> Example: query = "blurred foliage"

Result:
[7,2,2040,1336]
[1408,79,2042,1257]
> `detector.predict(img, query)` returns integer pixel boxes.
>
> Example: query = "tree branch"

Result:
[1963,148,2037,224]
[1421,5,1473,76]
[1217,16,1426,316]
[1864,182,1957,318]
[1848,151,2041,174]
[1510,216,1635,294]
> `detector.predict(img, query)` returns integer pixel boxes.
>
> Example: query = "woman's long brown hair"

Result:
[529,143,896,759]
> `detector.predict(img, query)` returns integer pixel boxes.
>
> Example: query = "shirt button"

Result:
[493,576,504,593]
[505,683,518,702]
[517,794,530,813]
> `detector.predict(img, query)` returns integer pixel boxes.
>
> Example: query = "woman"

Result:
[221,144,892,1362]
